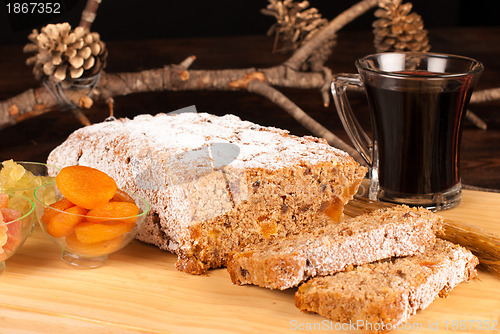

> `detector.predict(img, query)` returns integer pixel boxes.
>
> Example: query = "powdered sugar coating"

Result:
[47,112,366,271]
[227,205,442,290]
[63,113,351,170]
[295,239,479,331]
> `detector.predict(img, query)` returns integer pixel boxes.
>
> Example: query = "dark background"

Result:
[1,0,499,45]
[0,0,499,191]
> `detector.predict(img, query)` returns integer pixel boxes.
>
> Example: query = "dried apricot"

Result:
[86,201,139,225]
[56,166,117,209]
[65,233,123,256]
[74,220,133,244]
[46,205,88,238]
[111,189,135,204]
[41,197,75,224]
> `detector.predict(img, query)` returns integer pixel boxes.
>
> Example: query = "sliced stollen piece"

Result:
[295,239,479,333]
[227,205,442,290]
[47,112,367,274]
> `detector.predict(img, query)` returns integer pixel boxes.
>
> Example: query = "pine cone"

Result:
[373,0,430,53]
[262,0,335,70]
[23,23,107,82]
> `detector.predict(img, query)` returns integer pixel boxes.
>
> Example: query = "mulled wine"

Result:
[332,52,483,210]
[364,70,475,195]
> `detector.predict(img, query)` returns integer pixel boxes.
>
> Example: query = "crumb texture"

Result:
[295,239,479,333]
[47,112,367,273]
[227,205,443,290]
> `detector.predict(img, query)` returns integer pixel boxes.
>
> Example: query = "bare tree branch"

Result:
[284,0,379,70]
[247,79,365,164]
[1,0,498,156]
[79,0,102,29]
[470,87,500,104]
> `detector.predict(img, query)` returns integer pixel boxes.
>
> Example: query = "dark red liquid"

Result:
[364,70,474,195]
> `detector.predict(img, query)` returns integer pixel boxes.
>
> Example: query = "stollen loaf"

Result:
[48,112,367,274]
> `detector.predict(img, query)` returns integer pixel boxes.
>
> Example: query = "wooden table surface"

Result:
[0,26,499,333]
[0,26,499,190]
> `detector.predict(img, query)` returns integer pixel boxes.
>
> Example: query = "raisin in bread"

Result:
[47,113,367,274]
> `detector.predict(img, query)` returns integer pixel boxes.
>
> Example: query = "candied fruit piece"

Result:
[7,195,32,214]
[1,160,25,182]
[56,166,117,209]
[0,193,8,208]
[321,197,343,223]
[10,164,25,182]
[1,159,15,169]
[111,189,136,204]
[38,183,58,206]
[65,233,123,256]
[0,160,55,202]
[86,201,140,225]
[0,194,24,256]
[74,220,133,244]
[0,222,7,247]
[3,220,22,254]
[1,207,22,222]
[41,198,75,224]
[46,205,87,238]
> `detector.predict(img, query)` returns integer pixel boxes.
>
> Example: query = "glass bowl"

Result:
[0,161,60,230]
[0,161,60,200]
[34,182,150,268]
[0,194,35,274]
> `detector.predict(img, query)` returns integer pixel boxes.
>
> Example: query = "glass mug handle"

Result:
[331,74,380,200]
[330,74,372,166]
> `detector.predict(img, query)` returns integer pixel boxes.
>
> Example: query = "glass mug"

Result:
[331,52,483,211]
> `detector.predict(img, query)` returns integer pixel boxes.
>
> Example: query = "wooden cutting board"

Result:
[1,189,499,334]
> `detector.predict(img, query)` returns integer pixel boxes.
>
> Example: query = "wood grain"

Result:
[1,189,499,333]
